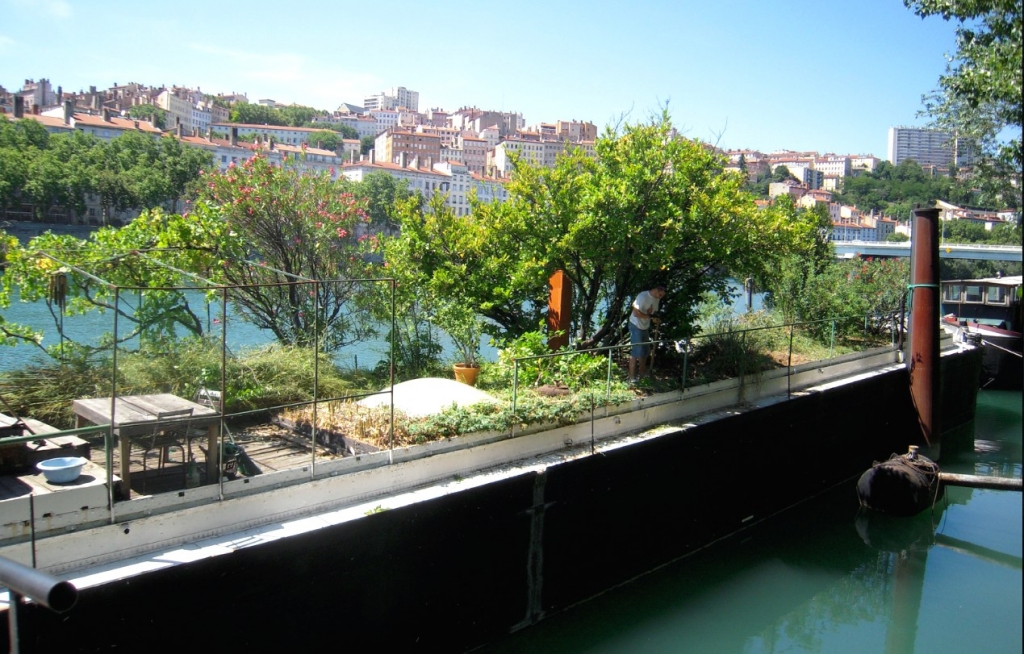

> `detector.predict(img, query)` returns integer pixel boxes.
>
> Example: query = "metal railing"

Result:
[510,311,903,415]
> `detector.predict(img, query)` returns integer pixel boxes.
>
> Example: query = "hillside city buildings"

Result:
[0,78,1013,237]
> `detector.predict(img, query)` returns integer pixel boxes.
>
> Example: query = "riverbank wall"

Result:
[3,346,982,652]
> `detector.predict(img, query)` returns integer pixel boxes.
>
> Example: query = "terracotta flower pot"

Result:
[453,363,480,386]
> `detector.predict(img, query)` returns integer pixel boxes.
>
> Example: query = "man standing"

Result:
[629,284,666,382]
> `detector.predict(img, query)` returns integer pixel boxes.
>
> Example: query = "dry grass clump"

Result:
[279,400,418,450]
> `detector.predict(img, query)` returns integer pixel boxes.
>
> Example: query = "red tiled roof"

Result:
[20,114,72,130]
[72,113,162,133]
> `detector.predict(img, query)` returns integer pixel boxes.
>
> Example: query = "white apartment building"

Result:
[363,86,419,112]
[313,114,379,139]
[492,139,545,174]
[887,126,960,168]
[815,155,851,178]
[39,104,163,141]
[341,157,507,215]
[211,123,325,146]
[851,155,881,173]
[371,109,399,135]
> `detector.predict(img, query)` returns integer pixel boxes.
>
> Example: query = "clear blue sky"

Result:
[1,0,962,157]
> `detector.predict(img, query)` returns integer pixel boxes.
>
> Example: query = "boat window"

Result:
[964,285,984,303]
[943,284,962,302]
[985,286,1007,304]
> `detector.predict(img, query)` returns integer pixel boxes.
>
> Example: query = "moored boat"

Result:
[941,275,1022,389]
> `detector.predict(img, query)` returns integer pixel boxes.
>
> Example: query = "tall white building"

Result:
[887,126,972,169]
[363,86,419,112]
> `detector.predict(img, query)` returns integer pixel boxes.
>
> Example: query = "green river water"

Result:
[476,389,1022,654]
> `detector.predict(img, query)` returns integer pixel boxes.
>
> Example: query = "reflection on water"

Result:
[477,390,1022,654]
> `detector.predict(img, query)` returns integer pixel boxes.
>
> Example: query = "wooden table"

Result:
[72,393,220,497]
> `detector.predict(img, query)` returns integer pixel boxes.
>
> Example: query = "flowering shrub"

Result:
[192,153,376,350]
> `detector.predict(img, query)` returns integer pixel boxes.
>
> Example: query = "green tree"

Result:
[360,136,375,155]
[906,0,1022,208]
[306,130,345,151]
[771,165,798,183]
[384,112,817,350]
[279,105,319,127]
[126,104,166,129]
[303,122,359,141]
[345,172,414,234]
[0,209,229,360]
[230,103,285,126]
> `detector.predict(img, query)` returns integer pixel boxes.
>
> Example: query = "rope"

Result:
[871,451,940,488]
[905,283,939,312]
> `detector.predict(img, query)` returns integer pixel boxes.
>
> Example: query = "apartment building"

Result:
[851,155,881,174]
[492,138,545,174]
[363,86,419,112]
[556,120,598,142]
[371,109,399,135]
[460,135,487,175]
[450,107,524,138]
[374,129,441,166]
[211,122,324,146]
[18,78,58,112]
[39,103,163,141]
[888,124,958,165]
[815,155,851,178]
[313,113,379,140]
[342,156,508,216]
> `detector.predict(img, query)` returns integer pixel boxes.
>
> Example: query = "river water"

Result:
[476,389,1022,654]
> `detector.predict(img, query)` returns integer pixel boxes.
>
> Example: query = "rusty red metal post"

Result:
[547,270,571,351]
[908,207,941,449]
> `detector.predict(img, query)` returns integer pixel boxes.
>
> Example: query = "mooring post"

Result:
[908,207,941,454]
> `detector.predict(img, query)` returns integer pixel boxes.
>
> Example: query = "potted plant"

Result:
[435,302,482,385]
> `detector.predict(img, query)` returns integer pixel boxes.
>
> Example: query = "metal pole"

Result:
[909,207,941,450]
[829,319,835,359]
[788,323,795,400]
[311,280,319,477]
[389,280,396,463]
[512,359,519,439]
[109,287,120,509]
[681,342,689,393]
[2,555,78,653]
[218,286,227,497]
[606,348,613,406]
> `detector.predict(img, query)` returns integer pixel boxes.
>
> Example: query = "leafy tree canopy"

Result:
[383,112,819,351]
[906,0,1022,208]
[189,154,376,350]
[836,159,976,217]
[125,104,166,129]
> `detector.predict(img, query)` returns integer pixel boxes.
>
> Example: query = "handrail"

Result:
[0,556,77,613]
[0,424,111,447]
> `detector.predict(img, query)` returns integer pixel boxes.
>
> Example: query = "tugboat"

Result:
[941,274,1022,389]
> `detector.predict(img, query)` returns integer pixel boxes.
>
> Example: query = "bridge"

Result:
[833,240,1022,262]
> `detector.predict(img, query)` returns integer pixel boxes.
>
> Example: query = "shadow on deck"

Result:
[86,422,339,498]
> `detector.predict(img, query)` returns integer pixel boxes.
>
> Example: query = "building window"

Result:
[986,286,1007,305]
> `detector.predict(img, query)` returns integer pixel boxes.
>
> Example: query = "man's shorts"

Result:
[629,322,650,358]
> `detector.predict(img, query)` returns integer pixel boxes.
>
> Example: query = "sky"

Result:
[0,0,964,158]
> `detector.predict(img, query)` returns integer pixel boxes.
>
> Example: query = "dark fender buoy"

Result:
[857,445,942,516]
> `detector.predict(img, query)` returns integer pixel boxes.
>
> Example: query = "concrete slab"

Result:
[357,377,500,418]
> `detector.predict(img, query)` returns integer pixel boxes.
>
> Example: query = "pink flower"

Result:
[336,228,347,238]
